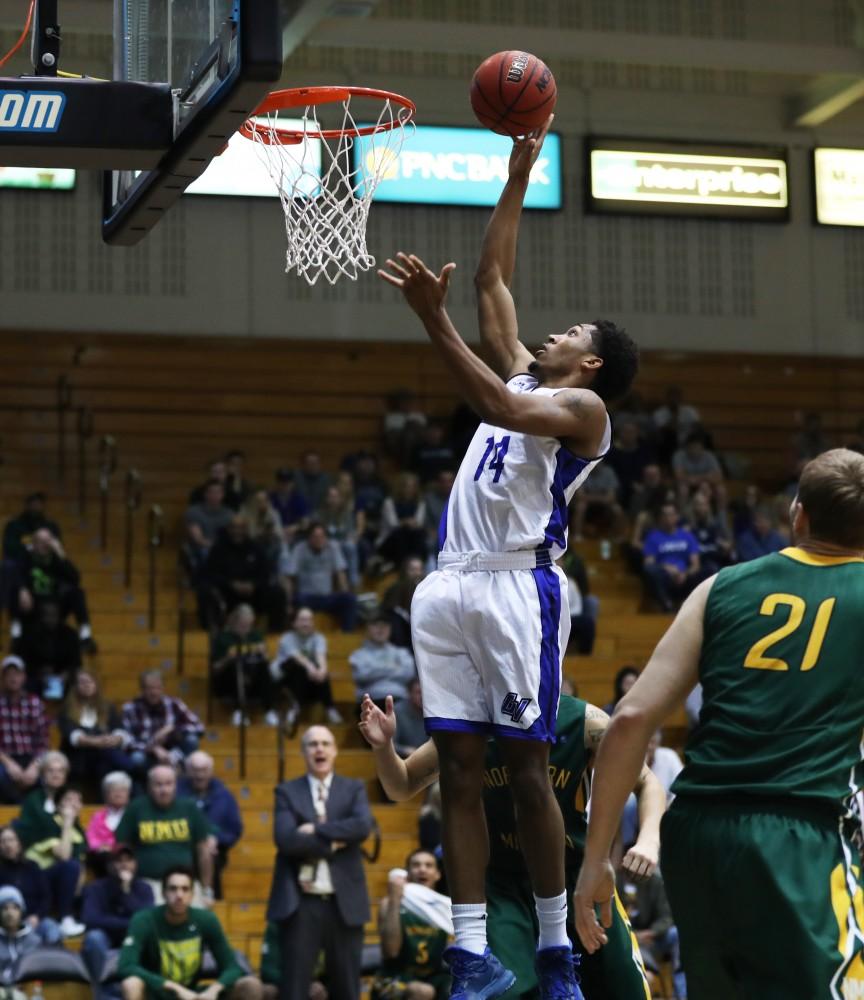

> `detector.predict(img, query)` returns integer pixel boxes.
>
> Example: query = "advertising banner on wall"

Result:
[0,166,75,190]
[353,125,562,209]
[813,148,864,227]
[587,139,789,220]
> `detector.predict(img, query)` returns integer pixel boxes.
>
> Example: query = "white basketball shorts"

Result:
[410,550,570,742]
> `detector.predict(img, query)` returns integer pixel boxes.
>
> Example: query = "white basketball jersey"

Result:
[439,374,612,560]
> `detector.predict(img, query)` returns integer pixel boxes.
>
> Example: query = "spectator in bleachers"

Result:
[0,825,60,944]
[730,482,762,536]
[19,781,87,939]
[118,865,260,1000]
[242,489,284,570]
[560,546,598,655]
[121,670,203,780]
[81,842,154,990]
[267,725,372,1000]
[641,502,702,612]
[2,493,62,567]
[352,454,390,566]
[384,390,428,465]
[178,752,242,902]
[210,604,273,727]
[349,618,415,711]
[792,411,828,461]
[735,506,786,563]
[625,463,675,572]
[673,430,727,508]
[373,850,450,1000]
[394,680,427,758]
[652,385,702,465]
[613,390,657,445]
[410,423,455,485]
[0,656,49,804]
[115,767,213,904]
[421,470,454,561]
[377,474,428,572]
[13,598,81,700]
[314,485,361,589]
[269,469,310,546]
[184,480,233,576]
[11,528,96,653]
[294,451,333,513]
[268,608,341,731]
[86,772,133,855]
[569,462,624,542]
[380,558,425,651]
[188,459,228,506]
[224,449,251,511]
[0,886,41,975]
[202,517,287,632]
[601,665,640,715]
[59,671,133,785]
[685,490,734,576]
[606,420,657,509]
[282,524,357,633]
[616,869,686,1000]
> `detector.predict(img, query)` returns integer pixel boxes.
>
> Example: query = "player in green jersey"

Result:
[360,693,665,1000]
[574,449,864,1000]
[374,848,452,1000]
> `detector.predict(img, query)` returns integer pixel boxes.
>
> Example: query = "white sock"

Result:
[79,624,92,639]
[535,891,569,950]
[452,903,488,956]
[9,621,21,639]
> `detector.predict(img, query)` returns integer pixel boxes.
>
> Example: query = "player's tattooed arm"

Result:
[583,704,611,753]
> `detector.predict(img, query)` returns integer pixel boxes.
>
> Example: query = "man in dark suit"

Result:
[267,725,373,1000]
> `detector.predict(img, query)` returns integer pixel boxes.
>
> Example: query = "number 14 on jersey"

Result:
[474,436,511,483]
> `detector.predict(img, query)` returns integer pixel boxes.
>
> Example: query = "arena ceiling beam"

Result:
[307,18,864,79]
[791,74,864,126]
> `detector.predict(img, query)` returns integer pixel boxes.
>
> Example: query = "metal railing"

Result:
[147,505,163,632]
[123,469,142,589]
[76,406,94,516]
[97,435,117,551]
[56,375,72,486]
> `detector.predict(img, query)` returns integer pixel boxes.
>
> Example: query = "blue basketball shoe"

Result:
[444,946,516,1000]
[535,946,584,1000]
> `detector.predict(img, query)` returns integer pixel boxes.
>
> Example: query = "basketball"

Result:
[470,50,557,138]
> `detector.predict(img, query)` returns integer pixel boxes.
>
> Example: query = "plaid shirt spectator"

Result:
[121,695,204,754]
[0,691,49,757]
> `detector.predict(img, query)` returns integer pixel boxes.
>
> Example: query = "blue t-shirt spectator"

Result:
[736,523,785,562]
[642,526,700,573]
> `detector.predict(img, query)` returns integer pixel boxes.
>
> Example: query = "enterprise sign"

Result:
[354,126,562,209]
[588,140,789,220]
[814,148,864,227]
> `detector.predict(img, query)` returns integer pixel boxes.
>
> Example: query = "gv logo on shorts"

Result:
[501,692,532,722]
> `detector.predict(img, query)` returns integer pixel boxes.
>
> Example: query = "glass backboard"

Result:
[104,0,281,244]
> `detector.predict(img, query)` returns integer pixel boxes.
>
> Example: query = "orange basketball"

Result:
[470,50,557,138]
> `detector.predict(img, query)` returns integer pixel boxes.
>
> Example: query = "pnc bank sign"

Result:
[354,125,562,209]
[588,140,789,220]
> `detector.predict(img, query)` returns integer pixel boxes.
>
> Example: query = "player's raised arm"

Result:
[573,576,714,952]
[474,116,554,381]
[379,254,607,455]
[358,694,440,801]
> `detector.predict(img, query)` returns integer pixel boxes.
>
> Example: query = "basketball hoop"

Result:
[239,86,415,285]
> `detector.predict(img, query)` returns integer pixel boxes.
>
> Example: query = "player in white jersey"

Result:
[379,116,639,1000]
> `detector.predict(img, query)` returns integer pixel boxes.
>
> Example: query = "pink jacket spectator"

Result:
[85,807,125,852]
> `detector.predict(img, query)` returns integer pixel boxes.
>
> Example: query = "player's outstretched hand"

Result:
[621,838,658,882]
[573,857,615,953]
[379,252,456,318]
[508,113,554,181]
[358,693,398,748]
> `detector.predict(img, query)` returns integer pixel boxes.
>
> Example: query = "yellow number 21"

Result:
[743,593,836,672]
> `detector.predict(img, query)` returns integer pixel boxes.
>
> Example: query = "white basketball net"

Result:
[244,95,414,286]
